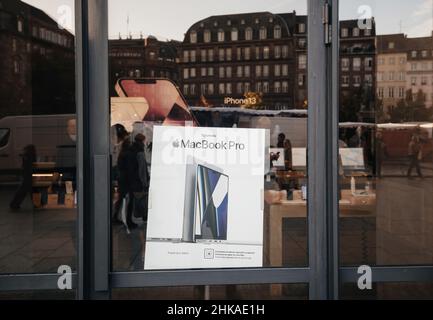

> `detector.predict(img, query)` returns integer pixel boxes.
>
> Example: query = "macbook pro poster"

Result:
[144,126,268,270]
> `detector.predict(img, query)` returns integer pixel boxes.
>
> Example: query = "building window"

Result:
[422,76,427,85]
[244,65,250,77]
[274,81,281,93]
[259,27,267,40]
[201,50,207,62]
[422,50,428,58]
[411,77,417,86]
[17,19,23,33]
[201,83,207,95]
[282,45,289,58]
[12,38,17,52]
[237,66,243,78]
[190,50,196,62]
[341,58,350,71]
[208,49,214,61]
[218,29,225,42]
[352,28,360,37]
[201,68,207,77]
[237,82,244,94]
[237,48,242,60]
[183,85,189,95]
[389,71,395,81]
[353,75,361,86]
[274,45,281,59]
[398,72,405,81]
[245,47,251,60]
[274,25,282,39]
[282,64,289,76]
[263,46,270,59]
[208,67,214,76]
[282,81,289,93]
[263,82,269,93]
[411,51,417,58]
[274,64,281,77]
[226,48,232,61]
[388,87,395,98]
[13,60,20,74]
[183,50,189,63]
[231,28,238,41]
[365,74,373,85]
[219,83,225,94]
[298,55,307,70]
[183,68,189,79]
[190,30,197,43]
[255,65,262,77]
[342,76,350,87]
[400,57,406,64]
[208,83,214,95]
[341,28,349,37]
[204,30,211,43]
[190,84,197,95]
[411,63,417,71]
[219,67,225,78]
[226,83,233,94]
[298,23,306,33]
[378,87,384,98]
[219,48,225,61]
[298,74,305,86]
[255,47,261,60]
[245,82,251,92]
[263,65,269,77]
[353,58,361,71]
[245,27,253,41]
[422,62,428,70]
[298,38,306,49]
[226,66,232,78]
[364,28,372,36]
[398,87,405,98]
[190,68,196,78]
[389,57,395,65]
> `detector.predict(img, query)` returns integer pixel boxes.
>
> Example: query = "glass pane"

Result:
[112,284,308,300]
[339,1,433,267]
[0,0,77,274]
[108,1,309,272]
[341,282,433,300]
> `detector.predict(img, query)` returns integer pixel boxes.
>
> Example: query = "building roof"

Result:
[376,34,407,53]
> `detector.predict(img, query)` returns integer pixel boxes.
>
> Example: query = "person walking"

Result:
[10,145,37,210]
[126,134,150,228]
[407,134,423,178]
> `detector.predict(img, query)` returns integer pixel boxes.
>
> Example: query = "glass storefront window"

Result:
[108,1,309,280]
[0,0,77,275]
[338,0,433,267]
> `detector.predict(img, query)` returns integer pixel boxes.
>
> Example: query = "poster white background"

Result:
[145,126,268,270]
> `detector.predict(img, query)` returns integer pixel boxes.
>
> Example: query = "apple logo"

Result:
[172,140,180,148]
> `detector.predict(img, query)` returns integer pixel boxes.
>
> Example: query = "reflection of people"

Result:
[10,145,37,210]
[113,136,131,224]
[283,139,293,171]
[375,131,388,178]
[407,134,423,178]
[111,124,129,180]
[277,133,286,148]
[126,134,150,228]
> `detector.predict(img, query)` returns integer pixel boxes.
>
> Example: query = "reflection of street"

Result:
[0,186,76,273]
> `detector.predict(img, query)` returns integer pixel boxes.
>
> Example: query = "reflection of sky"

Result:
[23,0,432,39]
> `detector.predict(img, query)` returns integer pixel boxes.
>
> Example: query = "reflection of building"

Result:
[406,36,433,108]
[340,19,377,122]
[376,34,408,114]
[179,12,303,110]
[109,36,180,96]
[377,34,433,114]
[0,0,75,116]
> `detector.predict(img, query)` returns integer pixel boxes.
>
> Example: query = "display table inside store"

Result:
[264,190,376,296]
